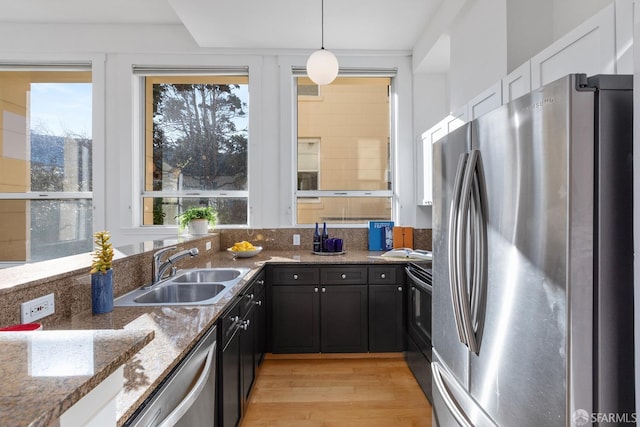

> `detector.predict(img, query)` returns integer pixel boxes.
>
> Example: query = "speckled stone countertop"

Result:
[43,249,414,426]
[0,329,154,427]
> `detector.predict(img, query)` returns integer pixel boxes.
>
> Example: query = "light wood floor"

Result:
[241,353,433,427]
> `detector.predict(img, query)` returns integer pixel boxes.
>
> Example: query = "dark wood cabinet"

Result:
[320,284,368,352]
[219,299,242,427]
[369,283,405,352]
[271,285,321,353]
[369,265,405,352]
[270,265,368,354]
[268,264,406,354]
[218,272,267,427]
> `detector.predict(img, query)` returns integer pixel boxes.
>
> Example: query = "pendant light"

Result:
[306,0,339,85]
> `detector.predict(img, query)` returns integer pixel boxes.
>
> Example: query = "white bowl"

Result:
[227,246,263,258]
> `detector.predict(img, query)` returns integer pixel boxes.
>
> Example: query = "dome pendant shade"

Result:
[306,49,339,85]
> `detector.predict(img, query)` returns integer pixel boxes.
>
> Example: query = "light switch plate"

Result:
[293,234,300,245]
[21,293,55,323]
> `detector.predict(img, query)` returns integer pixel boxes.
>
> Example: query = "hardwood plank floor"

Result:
[241,353,432,427]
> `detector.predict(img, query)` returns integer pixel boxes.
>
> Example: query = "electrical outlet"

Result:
[293,234,301,246]
[21,293,55,323]
[206,241,212,251]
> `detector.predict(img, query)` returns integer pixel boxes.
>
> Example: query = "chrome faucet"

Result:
[150,246,199,286]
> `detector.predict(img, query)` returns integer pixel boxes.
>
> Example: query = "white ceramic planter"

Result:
[188,219,209,235]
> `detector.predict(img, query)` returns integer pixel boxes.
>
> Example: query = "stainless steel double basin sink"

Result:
[114,267,251,306]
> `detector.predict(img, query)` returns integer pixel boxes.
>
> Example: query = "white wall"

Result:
[448,0,508,111]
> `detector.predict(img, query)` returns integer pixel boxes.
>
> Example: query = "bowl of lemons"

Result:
[227,241,263,258]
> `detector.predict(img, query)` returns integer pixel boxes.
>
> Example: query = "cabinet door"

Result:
[254,286,266,368]
[502,61,531,104]
[220,326,241,427]
[320,285,368,353]
[369,284,405,352]
[271,285,320,353]
[240,308,255,408]
[530,3,615,89]
[467,81,502,120]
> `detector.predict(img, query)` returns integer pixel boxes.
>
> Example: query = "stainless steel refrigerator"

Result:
[431,74,635,426]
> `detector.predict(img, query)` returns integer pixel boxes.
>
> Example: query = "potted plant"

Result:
[90,231,114,314]
[176,206,217,235]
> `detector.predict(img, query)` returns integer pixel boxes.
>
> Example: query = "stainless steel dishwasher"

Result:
[125,325,217,427]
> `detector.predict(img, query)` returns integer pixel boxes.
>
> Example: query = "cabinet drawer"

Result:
[368,266,399,285]
[321,266,368,284]
[221,300,241,347]
[270,267,319,285]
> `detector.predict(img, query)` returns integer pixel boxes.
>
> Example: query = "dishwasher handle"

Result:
[158,341,217,427]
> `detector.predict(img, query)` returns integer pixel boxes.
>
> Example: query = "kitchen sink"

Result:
[171,269,243,283]
[134,283,227,304]
[114,267,251,307]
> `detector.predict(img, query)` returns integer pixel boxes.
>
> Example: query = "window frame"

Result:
[134,66,250,228]
[0,59,102,266]
[292,69,397,226]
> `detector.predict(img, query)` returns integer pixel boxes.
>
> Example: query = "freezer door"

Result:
[468,75,596,426]
[432,123,472,389]
[431,350,496,427]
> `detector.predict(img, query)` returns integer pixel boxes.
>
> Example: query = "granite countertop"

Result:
[19,249,412,426]
[0,329,154,427]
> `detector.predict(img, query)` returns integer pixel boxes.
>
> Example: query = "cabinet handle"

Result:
[398,286,403,292]
[293,274,299,280]
[322,287,326,292]
[257,279,265,285]
[381,273,386,279]
[341,273,347,279]
[314,287,319,292]
[245,293,254,300]
[254,300,263,306]
[241,319,250,330]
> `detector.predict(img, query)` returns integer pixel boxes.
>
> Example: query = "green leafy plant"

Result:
[176,206,217,231]
[90,231,114,274]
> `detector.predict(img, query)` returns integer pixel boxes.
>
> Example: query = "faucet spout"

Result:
[154,247,199,285]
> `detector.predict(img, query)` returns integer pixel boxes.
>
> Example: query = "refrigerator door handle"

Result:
[469,150,489,354]
[448,152,469,345]
[457,149,488,354]
[432,361,474,427]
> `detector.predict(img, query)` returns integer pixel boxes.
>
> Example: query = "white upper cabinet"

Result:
[468,81,503,120]
[502,61,531,104]
[530,3,616,89]
[417,125,443,207]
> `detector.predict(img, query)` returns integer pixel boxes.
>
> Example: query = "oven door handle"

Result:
[405,267,432,293]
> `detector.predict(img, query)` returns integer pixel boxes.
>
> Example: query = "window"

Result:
[0,67,92,263]
[295,75,393,225]
[297,138,320,192]
[138,70,249,227]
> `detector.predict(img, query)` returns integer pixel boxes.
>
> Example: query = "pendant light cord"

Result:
[321,0,325,49]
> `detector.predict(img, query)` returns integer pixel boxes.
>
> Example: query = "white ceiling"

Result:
[0,0,444,53]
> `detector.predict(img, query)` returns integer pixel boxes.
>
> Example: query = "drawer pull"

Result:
[254,300,263,306]
[381,273,386,279]
[341,273,347,279]
[293,274,299,280]
[314,287,319,293]
[322,287,326,292]
[398,286,402,292]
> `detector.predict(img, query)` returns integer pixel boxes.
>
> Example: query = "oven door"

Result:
[405,264,433,403]
[406,265,432,352]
